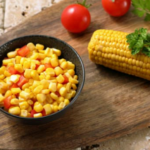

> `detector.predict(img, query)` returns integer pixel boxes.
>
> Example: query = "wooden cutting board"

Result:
[0,0,150,149]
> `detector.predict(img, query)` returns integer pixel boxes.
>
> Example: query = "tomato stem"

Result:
[77,0,91,8]
[112,0,115,2]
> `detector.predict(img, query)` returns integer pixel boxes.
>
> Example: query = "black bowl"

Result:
[0,35,85,124]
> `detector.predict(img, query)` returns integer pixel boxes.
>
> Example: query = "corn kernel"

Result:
[52,105,58,112]
[31,70,39,80]
[19,101,29,110]
[67,69,75,76]
[34,113,42,118]
[57,83,63,90]
[54,67,63,76]
[34,102,43,112]
[69,77,79,84]
[42,89,50,94]
[7,51,17,58]
[45,68,55,76]
[27,100,33,105]
[0,67,5,74]
[0,75,5,80]
[59,59,66,64]
[22,83,30,90]
[58,102,65,110]
[3,59,13,65]
[50,93,59,101]
[44,57,51,63]
[64,99,70,105]
[27,43,36,51]
[31,53,39,60]
[20,110,28,117]
[8,106,21,115]
[10,98,19,105]
[40,79,49,89]
[74,75,78,80]
[11,88,21,95]
[4,71,11,77]
[33,85,43,94]
[37,93,46,103]
[37,65,45,73]
[0,94,4,102]
[20,57,26,65]
[7,63,14,67]
[49,82,57,92]
[57,97,64,104]
[20,91,30,99]
[71,90,76,97]
[30,61,36,70]
[45,48,53,56]
[56,74,64,83]
[43,104,52,115]
[59,87,67,96]
[15,56,21,64]
[15,64,24,73]
[36,44,44,50]
[38,53,45,59]
[10,75,20,83]
[5,90,12,98]
[45,74,51,80]
[27,106,32,112]
[23,61,30,69]
[71,83,77,90]
[52,48,61,56]
[65,93,72,100]
[39,50,45,53]
[60,61,68,69]
[67,61,75,69]
[51,58,59,67]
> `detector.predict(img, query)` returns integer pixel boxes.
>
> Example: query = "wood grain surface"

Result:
[0,0,150,149]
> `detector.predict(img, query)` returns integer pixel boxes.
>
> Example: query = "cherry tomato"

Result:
[102,0,131,17]
[4,96,12,109]
[17,45,30,57]
[61,3,91,33]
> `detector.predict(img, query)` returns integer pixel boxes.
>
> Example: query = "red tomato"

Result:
[41,109,46,116]
[4,96,12,109]
[8,66,19,75]
[30,110,37,118]
[35,64,40,70]
[10,83,18,89]
[17,75,28,88]
[102,0,131,17]
[44,63,53,70]
[61,4,91,33]
[63,75,69,84]
[17,45,30,57]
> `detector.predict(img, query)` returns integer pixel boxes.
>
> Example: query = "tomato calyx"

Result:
[111,0,115,2]
[77,0,91,8]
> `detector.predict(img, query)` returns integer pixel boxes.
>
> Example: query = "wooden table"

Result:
[0,0,150,149]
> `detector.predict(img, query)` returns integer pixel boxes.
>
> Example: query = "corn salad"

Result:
[0,43,78,118]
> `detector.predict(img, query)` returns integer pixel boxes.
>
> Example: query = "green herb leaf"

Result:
[144,13,150,21]
[132,9,145,17]
[132,0,145,9]
[139,28,147,40]
[142,47,150,57]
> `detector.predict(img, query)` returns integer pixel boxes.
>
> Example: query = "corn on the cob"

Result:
[88,29,150,80]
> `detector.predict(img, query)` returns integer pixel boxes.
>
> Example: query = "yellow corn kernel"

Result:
[67,69,75,76]
[20,91,30,99]
[3,59,13,65]
[20,110,28,117]
[54,67,63,76]
[51,57,59,67]
[59,59,66,64]
[31,53,39,60]
[19,101,29,110]
[36,44,44,50]
[59,87,67,96]
[37,65,45,73]
[39,74,46,80]
[4,70,11,77]
[7,63,14,67]
[66,83,71,92]
[15,64,24,73]
[45,47,53,56]
[10,98,19,105]
[46,68,55,76]
[58,102,65,110]
[34,102,43,112]
[0,66,5,74]
[23,61,30,69]
[37,93,46,103]
[27,106,32,112]
[10,75,20,83]
[29,79,34,85]
[46,95,54,104]
[57,97,64,104]
[31,70,39,80]
[33,85,43,94]
[30,61,36,70]
[74,75,78,80]
[43,104,52,115]
[60,61,68,69]
[20,57,26,65]
[52,49,61,56]
[27,100,33,105]
[18,96,26,102]
[64,72,71,78]
[15,56,21,64]
[50,93,59,101]
[44,57,51,63]
[22,83,30,90]
[7,51,17,58]
[69,77,79,84]
[71,83,77,90]
[24,88,30,93]
[65,93,72,100]
[71,90,76,97]
[27,43,36,51]
[0,94,4,102]
[56,74,64,83]
[52,105,58,113]
[57,83,63,90]
[51,54,57,58]
[11,88,21,95]
[24,69,32,79]
[49,82,57,92]
[45,74,51,80]
[42,89,49,94]
[0,82,8,90]
[8,106,21,115]
[40,79,49,89]
[5,90,12,98]
[0,75,5,80]
[67,61,75,69]
[38,53,45,59]
[64,99,70,106]
[33,113,42,118]
[39,50,45,53]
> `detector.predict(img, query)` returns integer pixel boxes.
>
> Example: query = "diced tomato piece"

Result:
[55,91,60,97]
[10,83,18,89]
[17,45,30,57]
[8,66,19,75]
[41,109,46,116]
[35,64,40,70]
[30,110,37,118]
[17,75,28,88]
[4,96,12,109]
[63,75,69,84]
[44,63,53,70]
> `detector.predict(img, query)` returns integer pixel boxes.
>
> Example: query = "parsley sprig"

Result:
[126,28,150,57]
[132,0,150,21]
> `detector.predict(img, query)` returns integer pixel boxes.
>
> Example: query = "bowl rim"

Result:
[0,35,85,120]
